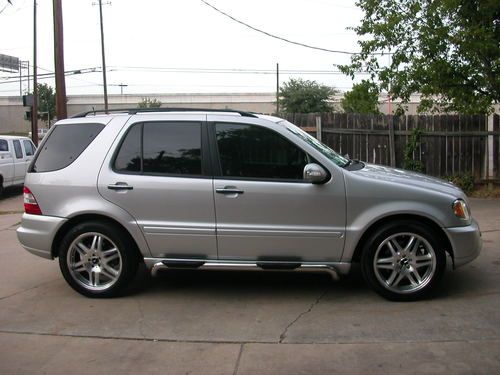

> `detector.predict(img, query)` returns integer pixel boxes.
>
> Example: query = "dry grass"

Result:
[470,185,500,199]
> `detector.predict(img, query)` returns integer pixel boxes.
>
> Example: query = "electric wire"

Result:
[200,0,357,55]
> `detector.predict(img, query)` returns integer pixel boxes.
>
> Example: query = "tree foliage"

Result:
[340,0,500,114]
[279,78,337,113]
[341,80,381,114]
[138,97,162,108]
[37,83,56,122]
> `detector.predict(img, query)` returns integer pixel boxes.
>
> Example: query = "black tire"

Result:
[58,221,140,298]
[361,220,446,301]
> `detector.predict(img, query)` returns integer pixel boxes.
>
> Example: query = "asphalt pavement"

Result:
[0,187,499,374]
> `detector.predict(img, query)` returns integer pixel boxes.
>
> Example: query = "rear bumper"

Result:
[444,219,482,268]
[16,213,67,259]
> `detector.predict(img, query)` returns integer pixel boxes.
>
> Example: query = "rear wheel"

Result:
[58,221,139,298]
[361,221,446,301]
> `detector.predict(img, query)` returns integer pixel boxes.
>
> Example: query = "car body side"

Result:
[17,113,481,272]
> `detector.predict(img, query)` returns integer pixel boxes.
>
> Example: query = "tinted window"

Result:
[114,122,202,176]
[23,140,35,156]
[0,139,7,152]
[143,122,201,175]
[115,124,142,172]
[216,123,308,180]
[32,123,104,172]
[13,140,23,159]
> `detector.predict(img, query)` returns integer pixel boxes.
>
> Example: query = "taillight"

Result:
[23,186,42,215]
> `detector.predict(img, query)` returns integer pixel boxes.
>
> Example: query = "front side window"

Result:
[13,140,23,159]
[216,123,308,180]
[114,122,202,176]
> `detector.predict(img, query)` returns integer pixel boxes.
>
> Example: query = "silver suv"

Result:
[17,109,482,300]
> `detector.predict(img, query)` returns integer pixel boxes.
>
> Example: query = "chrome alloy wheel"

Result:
[373,232,437,294]
[66,232,122,291]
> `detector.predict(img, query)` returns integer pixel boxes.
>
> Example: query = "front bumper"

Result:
[16,213,67,259]
[444,218,482,268]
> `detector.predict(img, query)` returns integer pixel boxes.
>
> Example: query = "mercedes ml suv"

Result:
[17,109,482,300]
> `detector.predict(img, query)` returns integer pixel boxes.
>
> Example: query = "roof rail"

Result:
[71,107,259,118]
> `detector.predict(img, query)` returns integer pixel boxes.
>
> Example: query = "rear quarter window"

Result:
[32,123,105,172]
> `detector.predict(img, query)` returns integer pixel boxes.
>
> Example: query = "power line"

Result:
[199,0,357,55]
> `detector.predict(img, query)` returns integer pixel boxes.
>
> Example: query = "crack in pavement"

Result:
[279,288,329,344]
[135,298,149,340]
[232,343,244,375]
[1,330,499,346]
[0,278,60,301]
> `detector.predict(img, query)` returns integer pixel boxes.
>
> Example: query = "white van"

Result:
[0,136,37,195]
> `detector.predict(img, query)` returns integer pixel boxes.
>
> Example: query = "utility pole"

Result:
[276,62,279,114]
[53,0,67,119]
[32,0,38,146]
[97,0,109,112]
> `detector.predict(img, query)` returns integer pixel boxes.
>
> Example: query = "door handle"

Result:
[107,182,133,191]
[216,187,244,195]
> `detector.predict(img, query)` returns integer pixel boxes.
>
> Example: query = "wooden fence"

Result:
[284,113,500,181]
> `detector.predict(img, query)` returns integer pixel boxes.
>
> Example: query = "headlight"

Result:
[452,199,470,220]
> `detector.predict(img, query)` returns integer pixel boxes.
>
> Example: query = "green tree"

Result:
[279,78,337,113]
[340,0,500,114]
[341,80,381,114]
[37,83,56,123]
[138,97,162,108]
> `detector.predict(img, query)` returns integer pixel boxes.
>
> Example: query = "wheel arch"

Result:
[51,213,144,261]
[350,214,454,265]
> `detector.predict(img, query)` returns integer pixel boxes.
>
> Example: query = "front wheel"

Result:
[58,221,139,298]
[361,221,446,301]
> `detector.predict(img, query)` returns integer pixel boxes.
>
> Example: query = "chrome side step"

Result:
[144,258,351,280]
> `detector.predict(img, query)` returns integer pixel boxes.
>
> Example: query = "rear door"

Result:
[11,139,26,183]
[209,117,346,262]
[98,115,217,259]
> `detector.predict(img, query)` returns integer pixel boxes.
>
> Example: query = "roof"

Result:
[0,135,30,140]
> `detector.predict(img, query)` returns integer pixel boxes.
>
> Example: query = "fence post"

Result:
[388,115,396,167]
[315,115,322,142]
[487,114,494,182]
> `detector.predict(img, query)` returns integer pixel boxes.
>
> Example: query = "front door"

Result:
[98,116,217,259]
[210,120,346,262]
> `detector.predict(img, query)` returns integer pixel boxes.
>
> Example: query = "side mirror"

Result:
[303,163,328,184]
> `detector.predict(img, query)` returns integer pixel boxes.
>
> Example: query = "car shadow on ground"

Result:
[0,186,23,201]
[124,262,472,302]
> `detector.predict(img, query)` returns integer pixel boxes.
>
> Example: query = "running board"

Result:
[144,258,351,280]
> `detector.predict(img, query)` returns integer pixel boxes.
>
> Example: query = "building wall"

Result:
[0,92,278,133]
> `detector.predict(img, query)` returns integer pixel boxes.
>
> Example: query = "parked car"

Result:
[16,109,482,300]
[0,135,37,195]
[28,128,49,141]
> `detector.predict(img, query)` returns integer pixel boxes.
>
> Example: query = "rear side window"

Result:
[23,140,35,156]
[13,140,23,159]
[32,123,105,172]
[0,140,8,152]
[114,122,202,176]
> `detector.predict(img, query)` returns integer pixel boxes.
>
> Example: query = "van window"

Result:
[32,123,104,172]
[13,140,23,159]
[0,139,8,152]
[23,140,35,156]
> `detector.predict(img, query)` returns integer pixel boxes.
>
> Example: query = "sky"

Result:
[0,0,368,96]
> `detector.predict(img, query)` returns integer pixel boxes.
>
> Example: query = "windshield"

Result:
[282,121,349,167]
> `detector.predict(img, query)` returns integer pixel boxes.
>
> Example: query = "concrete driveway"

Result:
[0,187,499,374]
